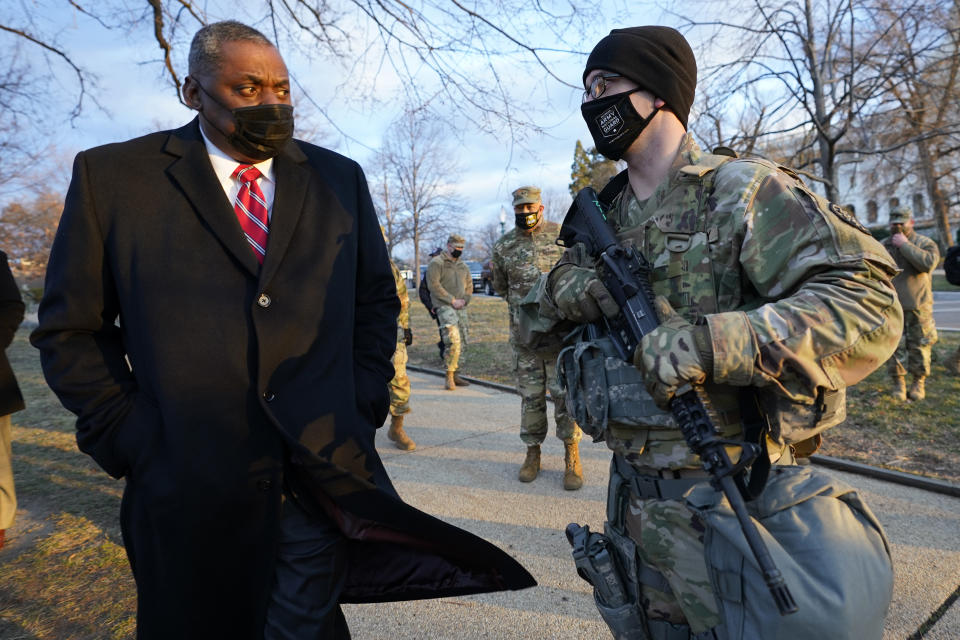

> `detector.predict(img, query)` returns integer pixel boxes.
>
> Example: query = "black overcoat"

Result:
[31,120,534,638]
[0,250,25,416]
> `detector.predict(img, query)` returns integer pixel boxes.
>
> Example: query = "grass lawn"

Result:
[1,329,136,639]
[409,295,960,483]
[0,295,957,638]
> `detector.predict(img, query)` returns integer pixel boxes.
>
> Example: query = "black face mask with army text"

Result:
[581,89,659,161]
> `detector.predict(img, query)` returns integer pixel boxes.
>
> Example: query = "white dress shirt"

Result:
[198,124,277,221]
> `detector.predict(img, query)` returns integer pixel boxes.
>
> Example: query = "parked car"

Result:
[480,260,496,295]
[466,261,484,293]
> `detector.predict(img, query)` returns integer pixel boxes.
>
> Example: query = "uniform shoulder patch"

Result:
[827,201,870,234]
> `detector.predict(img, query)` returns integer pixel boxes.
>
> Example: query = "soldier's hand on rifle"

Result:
[548,265,619,324]
[634,296,712,409]
[403,328,413,346]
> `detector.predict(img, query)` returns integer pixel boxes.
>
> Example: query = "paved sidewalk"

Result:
[344,370,960,639]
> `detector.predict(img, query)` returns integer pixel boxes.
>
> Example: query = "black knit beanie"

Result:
[583,26,697,129]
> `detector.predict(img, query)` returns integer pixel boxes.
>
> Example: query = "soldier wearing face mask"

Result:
[537,25,902,640]
[426,234,473,390]
[492,186,583,490]
[882,206,939,401]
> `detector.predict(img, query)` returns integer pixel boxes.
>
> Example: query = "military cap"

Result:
[889,207,913,223]
[511,186,542,206]
[447,233,466,248]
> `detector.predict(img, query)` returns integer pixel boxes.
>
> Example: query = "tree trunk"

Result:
[916,136,952,251]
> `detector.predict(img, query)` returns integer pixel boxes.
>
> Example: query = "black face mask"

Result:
[515,212,540,230]
[450,249,463,259]
[197,83,295,161]
[581,89,659,161]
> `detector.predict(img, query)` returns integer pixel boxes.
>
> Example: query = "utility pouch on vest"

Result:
[565,522,655,640]
[557,325,673,442]
[685,465,893,640]
[515,276,576,359]
[757,386,845,454]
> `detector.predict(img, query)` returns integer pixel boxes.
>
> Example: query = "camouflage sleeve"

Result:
[426,260,453,307]
[491,244,508,296]
[544,243,594,305]
[459,263,472,306]
[392,262,409,329]
[705,162,903,403]
[899,236,940,273]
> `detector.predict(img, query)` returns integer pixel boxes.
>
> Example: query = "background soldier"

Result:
[492,186,583,490]
[387,256,416,450]
[427,234,472,390]
[0,250,25,551]
[882,207,939,400]
[543,26,901,638]
[426,246,446,363]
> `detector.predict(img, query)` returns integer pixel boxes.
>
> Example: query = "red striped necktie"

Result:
[232,164,270,264]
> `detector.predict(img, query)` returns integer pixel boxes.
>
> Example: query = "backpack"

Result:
[687,465,893,639]
[944,243,960,286]
[418,275,436,318]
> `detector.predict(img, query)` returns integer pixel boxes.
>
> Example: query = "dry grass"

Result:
[0,296,957,638]
[407,295,960,483]
[1,329,136,639]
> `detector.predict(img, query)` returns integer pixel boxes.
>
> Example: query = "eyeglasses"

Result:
[582,73,624,102]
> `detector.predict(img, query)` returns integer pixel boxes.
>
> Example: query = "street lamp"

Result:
[499,206,507,236]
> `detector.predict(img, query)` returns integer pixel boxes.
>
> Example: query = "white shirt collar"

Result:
[198,121,276,215]
[198,123,275,184]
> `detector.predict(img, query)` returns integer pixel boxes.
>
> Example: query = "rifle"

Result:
[559,187,797,616]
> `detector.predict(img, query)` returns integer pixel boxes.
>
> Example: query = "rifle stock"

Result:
[559,187,797,616]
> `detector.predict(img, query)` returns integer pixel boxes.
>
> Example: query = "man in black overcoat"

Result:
[32,21,533,639]
[0,250,25,551]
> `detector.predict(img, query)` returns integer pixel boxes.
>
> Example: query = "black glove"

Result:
[403,327,413,346]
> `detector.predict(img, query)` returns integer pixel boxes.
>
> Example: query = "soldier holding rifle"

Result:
[537,26,903,639]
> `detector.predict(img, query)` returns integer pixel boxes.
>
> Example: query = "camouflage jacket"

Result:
[549,134,902,468]
[881,230,939,312]
[390,261,409,331]
[426,253,472,309]
[491,220,565,341]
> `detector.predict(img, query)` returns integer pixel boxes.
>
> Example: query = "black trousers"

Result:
[264,492,350,639]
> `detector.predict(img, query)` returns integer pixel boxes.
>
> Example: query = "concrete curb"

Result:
[408,364,960,498]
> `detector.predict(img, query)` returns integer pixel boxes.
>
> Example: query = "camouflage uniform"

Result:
[389,261,411,417]
[881,219,939,383]
[546,134,902,632]
[426,250,471,373]
[492,220,580,445]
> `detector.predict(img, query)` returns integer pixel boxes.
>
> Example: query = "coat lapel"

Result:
[260,141,309,287]
[163,119,260,277]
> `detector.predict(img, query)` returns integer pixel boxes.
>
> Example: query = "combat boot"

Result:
[518,445,541,482]
[563,441,584,491]
[891,376,907,401]
[908,376,926,401]
[445,371,456,390]
[452,373,471,387]
[387,415,416,451]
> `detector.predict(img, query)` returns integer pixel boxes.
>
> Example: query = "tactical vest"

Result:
[558,156,846,459]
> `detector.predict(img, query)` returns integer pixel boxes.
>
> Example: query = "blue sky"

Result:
[19,1,682,250]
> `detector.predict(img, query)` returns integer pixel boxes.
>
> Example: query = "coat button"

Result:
[258,293,271,307]
[263,390,275,402]
[256,479,273,491]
